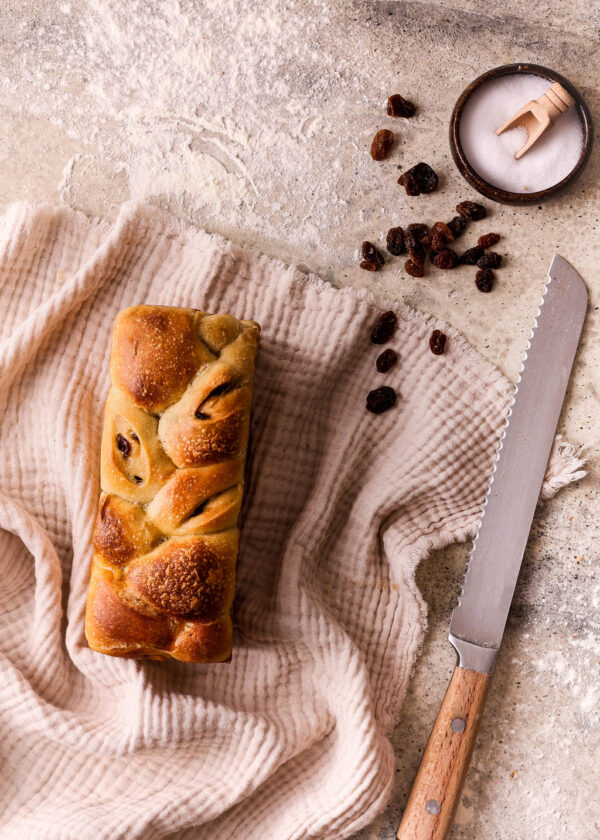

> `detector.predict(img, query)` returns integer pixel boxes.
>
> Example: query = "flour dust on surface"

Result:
[5,0,387,270]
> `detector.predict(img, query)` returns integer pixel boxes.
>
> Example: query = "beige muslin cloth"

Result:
[0,203,585,839]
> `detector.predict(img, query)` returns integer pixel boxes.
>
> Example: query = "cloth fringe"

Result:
[541,435,588,500]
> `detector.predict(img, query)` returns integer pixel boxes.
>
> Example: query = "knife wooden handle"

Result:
[396,666,491,840]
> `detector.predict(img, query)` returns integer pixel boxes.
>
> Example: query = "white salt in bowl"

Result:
[450,64,593,205]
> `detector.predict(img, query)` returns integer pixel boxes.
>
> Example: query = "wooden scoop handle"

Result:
[537,82,575,121]
[396,667,491,840]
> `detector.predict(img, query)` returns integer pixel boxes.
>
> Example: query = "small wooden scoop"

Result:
[496,82,575,159]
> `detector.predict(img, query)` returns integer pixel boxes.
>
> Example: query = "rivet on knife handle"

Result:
[396,667,490,840]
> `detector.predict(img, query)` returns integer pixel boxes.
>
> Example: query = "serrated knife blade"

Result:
[448,253,587,673]
[397,255,587,840]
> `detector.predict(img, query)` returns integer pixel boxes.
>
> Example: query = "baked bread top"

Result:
[85,305,260,662]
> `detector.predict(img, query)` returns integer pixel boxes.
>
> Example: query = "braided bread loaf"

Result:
[85,305,260,662]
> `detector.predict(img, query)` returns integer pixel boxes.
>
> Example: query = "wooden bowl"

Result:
[449,63,594,205]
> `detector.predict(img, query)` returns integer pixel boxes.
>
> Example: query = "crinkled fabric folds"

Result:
[0,203,584,840]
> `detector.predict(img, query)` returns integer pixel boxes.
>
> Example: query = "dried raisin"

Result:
[405,259,425,278]
[362,241,384,266]
[387,94,416,118]
[432,248,458,269]
[406,223,429,240]
[366,385,397,414]
[116,433,131,458]
[430,233,447,251]
[475,268,494,292]
[432,221,454,242]
[460,246,484,266]
[456,201,486,220]
[370,129,394,161]
[398,162,438,195]
[477,232,501,249]
[210,382,235,399]
[408,241,425,267]
[477,252,502,269]
[429,330,446,355]
[447,215,468,238]
[398,170,420,195]
[386,227,405,256]
[405,228,427,265]
[376,348,399,373]
[413,162,438,193]
[361,242,384,272]
[370,310,398,344]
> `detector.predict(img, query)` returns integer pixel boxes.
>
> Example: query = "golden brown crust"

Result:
[85,305,259,663]
[127,533,237,620]
[197,313,241,353]
[111,306,216,413]
[93,494,161,564]
[159,384,252,467]
[146,461,243,535]
[85,570,174,654]
[169,614,234,663]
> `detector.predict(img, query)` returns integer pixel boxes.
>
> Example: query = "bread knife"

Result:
[396,255,587,840]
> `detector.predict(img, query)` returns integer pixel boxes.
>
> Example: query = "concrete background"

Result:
[1,2,598,838]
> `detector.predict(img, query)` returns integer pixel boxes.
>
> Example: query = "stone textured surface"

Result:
[0,2,598,838]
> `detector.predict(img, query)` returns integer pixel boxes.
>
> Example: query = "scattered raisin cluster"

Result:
[362,95,506,295]
[362,93,507,411]
[369,93,417,163]
[360,200,503,293]
[366,309,449,413]
[366,310,399,413]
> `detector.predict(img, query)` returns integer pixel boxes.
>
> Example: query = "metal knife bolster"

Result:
[448,255,587,676]
[448,634,498,673]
